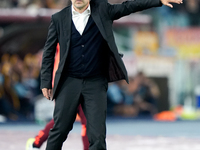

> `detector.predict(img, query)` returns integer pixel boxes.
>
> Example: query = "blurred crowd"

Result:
[0,51,160,121]
[0,53,42,121]
[0,0,70,9]
[107,72,160,117]
[0,0,199,121]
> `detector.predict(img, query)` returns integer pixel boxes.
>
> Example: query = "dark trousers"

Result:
[33,105,89,150]
[45,76,108,150]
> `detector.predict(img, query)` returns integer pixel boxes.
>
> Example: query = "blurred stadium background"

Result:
[0,0,200,149]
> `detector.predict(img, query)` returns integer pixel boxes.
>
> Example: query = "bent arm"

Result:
[40,17,58,89]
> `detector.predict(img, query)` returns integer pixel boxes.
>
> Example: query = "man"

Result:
[40,0,182,149]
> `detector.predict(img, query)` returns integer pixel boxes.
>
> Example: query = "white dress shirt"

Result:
[71,5,91,35]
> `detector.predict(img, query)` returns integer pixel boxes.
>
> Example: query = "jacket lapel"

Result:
[62,6,72,41]
[61,6,71,63]
[90,2,107,41]
[62,3,106,42]
[57,6,72,73]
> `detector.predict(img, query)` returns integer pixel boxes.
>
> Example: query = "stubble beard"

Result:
[74,0,88,11]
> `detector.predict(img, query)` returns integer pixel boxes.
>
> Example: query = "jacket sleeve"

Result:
[107,0,162,21]
[40,16,58,90]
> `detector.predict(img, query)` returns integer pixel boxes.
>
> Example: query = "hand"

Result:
[42,88,52,100]
[160,0,183,8]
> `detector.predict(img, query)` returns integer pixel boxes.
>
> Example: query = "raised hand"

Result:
[160,0,183,8]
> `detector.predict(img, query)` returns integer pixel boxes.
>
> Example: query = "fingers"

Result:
[174,0,183,4]
[166,3,173,8]
[179,0,183,4]
[49,89,52,100]
[42,88,50,100]
[42,88,52,100]
[161,0,183,8]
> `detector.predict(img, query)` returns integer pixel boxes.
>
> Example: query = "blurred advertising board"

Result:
[133,31,159,56]
[122,53,174,78]
[164,28,200,58]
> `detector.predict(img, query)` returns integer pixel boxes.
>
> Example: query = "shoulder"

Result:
[90,0,109,12]
[90,0,108,6]
[52,6,71,20]
[91,0,108,3]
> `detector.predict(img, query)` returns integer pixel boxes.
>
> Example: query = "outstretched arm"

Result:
[107,0,183,20]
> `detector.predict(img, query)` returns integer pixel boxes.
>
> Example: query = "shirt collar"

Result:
[71,4,91,16]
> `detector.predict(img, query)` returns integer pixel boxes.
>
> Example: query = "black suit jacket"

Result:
[40,0,162,99]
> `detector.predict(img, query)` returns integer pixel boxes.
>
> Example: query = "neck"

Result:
[73,3,89,13]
